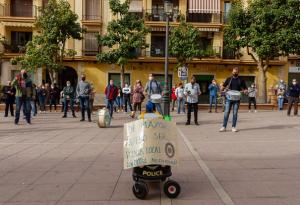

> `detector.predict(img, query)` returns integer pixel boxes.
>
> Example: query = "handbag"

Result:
[225,77,241,101]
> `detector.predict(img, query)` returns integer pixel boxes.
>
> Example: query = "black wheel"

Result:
[163,180,181,198]
[132,181,149,199]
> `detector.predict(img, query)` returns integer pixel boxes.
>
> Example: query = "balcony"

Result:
[0,3,37,17]
[144,8,181,22]
[186,12,223,24]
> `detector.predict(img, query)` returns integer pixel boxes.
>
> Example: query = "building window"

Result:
[11,31,32,53]
[42,0,49,8]
[108,73,131,87]
[84,0,101,20]
[10,0,34,17]
[151,32,165,57]
[83,32,99,56]
[224,2,232,23]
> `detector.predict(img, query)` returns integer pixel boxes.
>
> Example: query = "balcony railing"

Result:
[186,12,223,24]
[82,15,101,21]
[145,8,181,22]
[222,48,236,59]
[82,50,99,56]
[0,3,38,17]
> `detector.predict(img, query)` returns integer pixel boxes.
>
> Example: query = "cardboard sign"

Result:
[123,119,179,169]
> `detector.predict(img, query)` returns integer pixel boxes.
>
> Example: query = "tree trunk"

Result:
[48,70,54,85]
[257,61,268,103]
[120,64,125,88]
[60,41,66,63]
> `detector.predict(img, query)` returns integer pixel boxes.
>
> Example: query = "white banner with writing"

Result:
[123,119,179,169]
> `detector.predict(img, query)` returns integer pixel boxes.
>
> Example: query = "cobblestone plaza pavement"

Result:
[0,110,300,205]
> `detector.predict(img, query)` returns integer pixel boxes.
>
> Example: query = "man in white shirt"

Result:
[184,76,201,125]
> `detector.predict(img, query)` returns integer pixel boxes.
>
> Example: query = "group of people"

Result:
[2,70,96,124]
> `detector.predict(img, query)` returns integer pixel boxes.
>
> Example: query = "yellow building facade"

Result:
[0,0,295,104]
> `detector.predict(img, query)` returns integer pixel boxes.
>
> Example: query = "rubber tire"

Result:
[163,180,181,198]
[132,181,149,199]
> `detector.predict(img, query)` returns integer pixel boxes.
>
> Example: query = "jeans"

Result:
[79,96,91,120]
[154,103,163,115]
[15,97,31,124]
[177,98,185,114]
[49,98,57,111]
[278,98,284,110]
[123,96,132,112]
[4,98,14,117]
[248,97,257,110]
[222,99,240,128]
[187,103,198,123]
[116,96,123,108]
[39,96,46,111]
[31,101,37,116]
[107,99,114,117]
[209,95,217,111]
[63,98,75,116]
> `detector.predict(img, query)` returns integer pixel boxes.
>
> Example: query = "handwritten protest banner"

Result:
[123,119,179,169]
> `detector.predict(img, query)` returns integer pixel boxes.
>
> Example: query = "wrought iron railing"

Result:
[144,8,181,22]
[0,3,38,17]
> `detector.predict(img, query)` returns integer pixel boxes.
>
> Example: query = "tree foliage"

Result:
[224,0,300,102]
[169,17,202,68]
[12,0,84,83]
[97,0,149,86]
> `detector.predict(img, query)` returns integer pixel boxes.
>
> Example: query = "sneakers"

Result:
[249,110,251,113]
[195,122,199,126]
[232,127,238,132]
[185,122,190,125]
[255,110,257,113]
[219,127,226,132]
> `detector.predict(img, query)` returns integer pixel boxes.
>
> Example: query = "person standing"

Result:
[49,84,58,112]
[287,79,300,116]
[53,83,61,105]
[62,81,76,118]
[175,83,185,114]
[248,83,257,113]
[77,74,92,122]
[116,85,123,113]
[277,87,285,110]
[31,84,38,117]
[208,79,219,113]
[220,67,247,132]
[184,76,201,125]
[2,81,16,117]
[105,79,118,118]
[123,83,133,113]
[131,80,144,118]
[171,85,177,112]
[145,74,162,114]
[11,69,35,125]
[38,85,47,113]
[89,83,96,114]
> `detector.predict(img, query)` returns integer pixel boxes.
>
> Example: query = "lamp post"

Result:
[162,0,173,116]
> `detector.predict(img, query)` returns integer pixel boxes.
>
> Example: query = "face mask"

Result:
[67,84,70,86]
[23,73,28,79]
[292,82,296,85]
[81,77,86,81]
[233,73,238,77]
[251,85,254,88]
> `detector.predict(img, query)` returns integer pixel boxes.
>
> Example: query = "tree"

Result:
[97,0,149,87]
[224,0,300,103]
[169,17,201,69]
[12,0,84,83]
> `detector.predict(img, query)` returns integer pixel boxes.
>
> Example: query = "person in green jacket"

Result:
[62,81,76,118]
[11,69,35,125]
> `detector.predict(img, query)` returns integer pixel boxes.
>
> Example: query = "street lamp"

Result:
[162,0,173,117]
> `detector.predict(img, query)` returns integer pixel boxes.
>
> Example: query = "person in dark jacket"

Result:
[62,81,76,118]
[105,79,118,117]
[287,79,300,116]
[38,85,47,113]
[49,84,58,112]
[77,74,92,122]
[2,81,16,117]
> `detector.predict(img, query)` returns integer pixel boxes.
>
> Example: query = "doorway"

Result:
[58,67,78,89]
[194,75,214,104]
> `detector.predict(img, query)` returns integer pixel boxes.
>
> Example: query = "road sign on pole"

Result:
[178,66,188,81]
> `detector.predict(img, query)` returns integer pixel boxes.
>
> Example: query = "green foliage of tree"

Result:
[97,0,149,87]
[12,0,84,83]
[224,0,300,103]
[169,17,201,68]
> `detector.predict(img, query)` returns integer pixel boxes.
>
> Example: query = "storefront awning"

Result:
[129,0,143,12]
[1,21,34,28]
[188,0,221,14]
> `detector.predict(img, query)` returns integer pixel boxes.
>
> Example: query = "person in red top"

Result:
[105,80,119,117]
[171,84,177,111]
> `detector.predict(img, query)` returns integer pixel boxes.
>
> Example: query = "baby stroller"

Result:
[131,101,181,199]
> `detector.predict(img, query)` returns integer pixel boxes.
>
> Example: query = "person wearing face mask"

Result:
[248,83,257,113]
[62,81,76,118]
[175,82,185,114]
[122,83,132,113]
[38,84,47,113]
[77,74,92,122]
[11,69,35,125]
[287,79,300,116]
[184,76,201,125]
[105,79,119,118]
[2,81,16,117]
[49,84,58,112]
[208,79,219,113]
[145,74,163,114]
[220,67,247,132]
